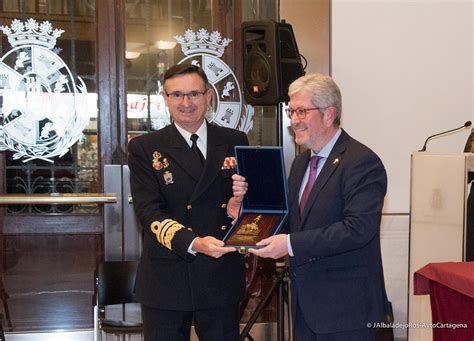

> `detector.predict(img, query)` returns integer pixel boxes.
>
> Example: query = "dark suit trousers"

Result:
[141,304,240,341]
[294,300,376,341]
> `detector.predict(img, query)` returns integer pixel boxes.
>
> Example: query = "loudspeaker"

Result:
[242,20,304,105]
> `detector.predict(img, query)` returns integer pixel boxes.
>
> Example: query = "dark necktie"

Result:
[190,133,205,167]
[300,155,321,214]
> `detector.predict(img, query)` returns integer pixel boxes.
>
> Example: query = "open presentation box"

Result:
[224,146,288,252]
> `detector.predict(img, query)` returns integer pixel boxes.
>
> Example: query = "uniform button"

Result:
[221,203,227,208]
[220,225,227,231]
[186,204,192,210]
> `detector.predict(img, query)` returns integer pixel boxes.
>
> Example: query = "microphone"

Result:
[419,121,472,152]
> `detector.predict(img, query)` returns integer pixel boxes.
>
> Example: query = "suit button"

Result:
[221,203,227,208]
[187,204,192,210]
[221,225,227,231]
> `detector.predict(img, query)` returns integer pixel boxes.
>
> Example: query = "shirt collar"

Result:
[174,120,208,147]
[312,128,342,158]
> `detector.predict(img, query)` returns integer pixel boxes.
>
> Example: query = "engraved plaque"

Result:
[226,213,282,246]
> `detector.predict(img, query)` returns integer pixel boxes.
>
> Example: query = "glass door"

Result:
[0,0,282,336]
[0,0,101,333]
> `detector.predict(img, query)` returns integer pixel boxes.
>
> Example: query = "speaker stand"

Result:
[240,261,292,341]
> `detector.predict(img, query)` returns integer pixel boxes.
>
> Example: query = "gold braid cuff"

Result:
[150,219,185,250]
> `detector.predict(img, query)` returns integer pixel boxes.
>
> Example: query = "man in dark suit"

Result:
[233,73,389,340]
[128,63,248,341]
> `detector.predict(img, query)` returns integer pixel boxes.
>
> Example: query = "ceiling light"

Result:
[125,51,141,59]
[156,40,177,50]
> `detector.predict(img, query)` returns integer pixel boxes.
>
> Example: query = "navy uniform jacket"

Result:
[287,129,389,334]
[128,122,248,310]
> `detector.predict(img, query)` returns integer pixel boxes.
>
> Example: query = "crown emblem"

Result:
[175,28,231,57]
[0,19,64,50]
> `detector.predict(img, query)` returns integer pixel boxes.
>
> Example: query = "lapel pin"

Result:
[152,151,163,170]
[163,171,174,185]
[333,158,339,165]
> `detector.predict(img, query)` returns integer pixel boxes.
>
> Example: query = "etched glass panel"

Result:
[0,0,99,335]
[0,2,98,214]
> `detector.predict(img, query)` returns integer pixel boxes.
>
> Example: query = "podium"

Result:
[408,152,474,340]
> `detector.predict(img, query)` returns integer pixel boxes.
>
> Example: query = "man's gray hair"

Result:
[288,73,342,127]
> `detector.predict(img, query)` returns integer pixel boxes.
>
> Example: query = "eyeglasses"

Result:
[165,90,207,101]
[285,107,323,120]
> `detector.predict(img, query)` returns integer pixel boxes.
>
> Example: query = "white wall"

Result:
[332,0,473,213]
[332,1,473,339]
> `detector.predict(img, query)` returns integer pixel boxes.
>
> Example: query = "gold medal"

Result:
[152,151,163,170]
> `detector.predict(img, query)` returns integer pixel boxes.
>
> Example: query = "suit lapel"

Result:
[163,125,202,182]
[299,130,349,222]
[289,150,311,230]
[290,150,311,211]
[190,123,228,202]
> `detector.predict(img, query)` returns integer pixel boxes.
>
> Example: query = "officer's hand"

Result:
[232,174,248,198]
[193,236,237,258]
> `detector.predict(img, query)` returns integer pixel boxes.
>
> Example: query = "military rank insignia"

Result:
[150,219,184,250]
[221,156,237,169]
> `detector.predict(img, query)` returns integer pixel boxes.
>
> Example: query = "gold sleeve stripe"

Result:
[162,224,183,250]
[159,219,175,243]
[150,219,185,250]
[160,221,176,241]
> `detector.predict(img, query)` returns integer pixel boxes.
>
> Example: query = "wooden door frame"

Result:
[97,0,127,168]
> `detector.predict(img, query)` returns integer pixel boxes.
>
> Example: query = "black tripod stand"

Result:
[240,261,292,341]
